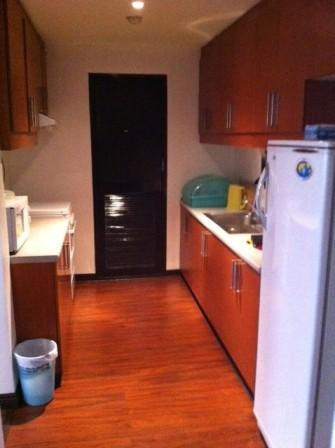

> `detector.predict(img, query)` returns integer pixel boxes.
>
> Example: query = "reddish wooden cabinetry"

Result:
[180,206,208,307]
[199,38,225,134]
[199,0,335,148]
[24,16,45,132]
[10,253,71,386]
[0,0,47,150]
[180,206,260,392]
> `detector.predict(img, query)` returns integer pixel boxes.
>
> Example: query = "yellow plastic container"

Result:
[226,184,246,210]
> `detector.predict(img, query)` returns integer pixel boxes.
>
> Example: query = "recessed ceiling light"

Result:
[131,1,144,10]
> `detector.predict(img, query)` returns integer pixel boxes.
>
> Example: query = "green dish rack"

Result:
[181,175,230,208]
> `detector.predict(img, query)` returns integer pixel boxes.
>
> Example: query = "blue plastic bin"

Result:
[14,339,58,406]
[182,175,230,208]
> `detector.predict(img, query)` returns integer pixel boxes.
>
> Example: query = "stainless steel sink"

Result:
[205,211,262,234]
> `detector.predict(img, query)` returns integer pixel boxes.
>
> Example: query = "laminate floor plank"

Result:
[6,276,265,447]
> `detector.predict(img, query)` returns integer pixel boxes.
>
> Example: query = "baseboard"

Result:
[75,270,181,282]
[75,273,97,282]
[0,388,20,409]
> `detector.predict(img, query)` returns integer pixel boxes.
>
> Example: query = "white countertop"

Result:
[182,203,262,273]
[10,217,69,264]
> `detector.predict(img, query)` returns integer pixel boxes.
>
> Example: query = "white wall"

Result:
[4,43,235,273]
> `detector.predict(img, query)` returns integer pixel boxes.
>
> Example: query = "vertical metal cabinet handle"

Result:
[200,232,210,257]
[235,260,245,293]
[204,232,210,257]
[229,103,233,129]
[266,92,271,127]
[231,260,236,290]
[35,96,39,127]
[28,96,34,128]
[226,103,233,129]
[269,92,275,128]
[200,232,205,257]
[273,91,280,127]
[33,97,36,128]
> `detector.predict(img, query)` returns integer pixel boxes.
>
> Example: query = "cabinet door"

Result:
[199,38,225,135]
[10,262,63,383]
[252,0,280,133]
[281,0,335,80]
[180,208,206,304]
[5,0,30,133]
[180,206,191,282]
[24,17,43,131]
[39,41,48,114]
[204,234,239,362]
[235,262,260,392]
[204,236,260,393]
[274,0,306,134]
[229,10,257,134]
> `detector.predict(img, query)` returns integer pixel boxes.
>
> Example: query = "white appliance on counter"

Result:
[254,140,335,448]
[29,202,76,298]
[0,164,17,402]
[5,195,30,254]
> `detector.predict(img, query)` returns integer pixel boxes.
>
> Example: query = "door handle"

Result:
[273,91,280,127]
[226,103,230,129]
[266,92,271,127]
[28,96,34,129]
[235,260,244,294]
[200,232,211,257]
[231,260,237,290]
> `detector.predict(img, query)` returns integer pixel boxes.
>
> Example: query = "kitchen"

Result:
[0,0,335,447]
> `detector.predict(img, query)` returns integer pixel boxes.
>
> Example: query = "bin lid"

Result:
[182,174,229,200]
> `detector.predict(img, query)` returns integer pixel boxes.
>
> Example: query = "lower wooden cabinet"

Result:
[180,205,207,306]
[180,206,260,392]
[10,251,71,386]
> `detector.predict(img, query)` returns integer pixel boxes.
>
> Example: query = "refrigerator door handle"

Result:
[254,164,269,229]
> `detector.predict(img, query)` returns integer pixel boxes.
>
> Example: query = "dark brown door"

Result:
[89,74,167,277]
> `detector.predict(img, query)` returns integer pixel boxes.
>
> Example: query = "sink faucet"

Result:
[243,196,260,226]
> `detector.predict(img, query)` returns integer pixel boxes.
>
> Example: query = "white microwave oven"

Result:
[5,196,30,254]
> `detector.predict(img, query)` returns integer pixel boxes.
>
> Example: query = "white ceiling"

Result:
[21,0,260,49]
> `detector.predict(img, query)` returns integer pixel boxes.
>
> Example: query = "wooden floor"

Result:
[6,276,265,447]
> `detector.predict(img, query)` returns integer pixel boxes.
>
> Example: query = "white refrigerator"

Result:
[0,162,17,397]
[254,140,335,448]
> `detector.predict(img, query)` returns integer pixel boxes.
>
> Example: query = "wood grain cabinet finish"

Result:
[180,206,260,392]
[180,206,208,307]
[11,253,71,386]
[199,0,335,148]
[0,0,47,150]
[199,38,226,134]
[24,16,45,132]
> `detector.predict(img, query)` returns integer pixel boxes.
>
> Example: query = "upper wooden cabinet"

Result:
[199,38,225,134]
[0,0,47,150]
[199,0,335,148]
